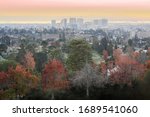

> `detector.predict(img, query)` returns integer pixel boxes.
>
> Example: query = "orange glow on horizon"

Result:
[0,0,150,22]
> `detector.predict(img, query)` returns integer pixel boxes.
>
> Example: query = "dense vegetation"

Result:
[0,38,150,100]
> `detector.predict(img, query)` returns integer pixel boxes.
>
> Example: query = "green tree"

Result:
[0,44,7,56]
[99,37,108,54]
[107,41,113,56]
[35,52,48,73]
[128,39,133,47]
[41,40,48,52]
[0,60,17,72]
[16,44,26,65]
[140,70,150,98]
[26,43,37,54]
[48,47,64,61]
[92,37,100,52]
[67,39,92,71]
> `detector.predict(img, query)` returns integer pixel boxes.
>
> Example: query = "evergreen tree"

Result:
[67,39,92,71]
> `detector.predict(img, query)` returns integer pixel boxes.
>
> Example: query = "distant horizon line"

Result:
[0,20,150,24]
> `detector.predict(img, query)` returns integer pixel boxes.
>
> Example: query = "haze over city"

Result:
[0,0,150,23]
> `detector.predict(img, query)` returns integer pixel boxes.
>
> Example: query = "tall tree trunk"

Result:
[51,92,55,100]
[86,87,89,97]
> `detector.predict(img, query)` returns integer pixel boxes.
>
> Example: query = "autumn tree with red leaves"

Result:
[100,50,108,80]
[42,59,69,99]
[23,51,35,70]
[103,50,108,61]
[8,65,39,98]
[145,60,150,69]
[110,55,145,86]
[100,62,107,79]
[0,71,15,99]
[113,48,122,61]
[0,65,39,99]
[132,51,140,60]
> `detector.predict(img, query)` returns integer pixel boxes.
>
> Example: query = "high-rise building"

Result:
[61,18,67,29]
[99,19,108,27]
[69,18,77,29]
[77,18,84,29]
[69,18,76,24]
[51,20,56,28]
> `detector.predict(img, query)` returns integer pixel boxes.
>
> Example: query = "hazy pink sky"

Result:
[0,0,150,22]
[1,0,150,8]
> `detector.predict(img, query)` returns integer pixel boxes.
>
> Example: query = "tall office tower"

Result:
[51,20,56,28]
[61,18,67,29]
[99,19,108,27]
[77,18,84,30]
[69,18,77,29]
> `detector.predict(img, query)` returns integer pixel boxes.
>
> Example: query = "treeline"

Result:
[0,39,150,99]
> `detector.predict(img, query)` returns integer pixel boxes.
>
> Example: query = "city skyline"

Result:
[0,0,150,23]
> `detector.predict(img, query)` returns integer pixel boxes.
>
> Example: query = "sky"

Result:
[0,0,150,23]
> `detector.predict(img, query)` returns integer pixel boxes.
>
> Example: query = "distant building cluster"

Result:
[50,18,108,29]
[0,19,150,60]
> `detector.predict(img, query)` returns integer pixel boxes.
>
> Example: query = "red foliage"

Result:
[100,62,107,78]
[6,65,39,93]
[148,47,150,55]
[103,50,108,61]
[0,64,39,99]
[145,60,150,69]
[132,51,140,60]
[42,59,69,91]
[110,55,146,85]
[24,51,35,70]
[0,72,8,80]
[113,48,122,61]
